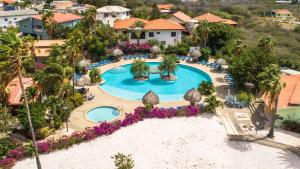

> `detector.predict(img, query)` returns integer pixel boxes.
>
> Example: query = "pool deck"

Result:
[69,57,229,131]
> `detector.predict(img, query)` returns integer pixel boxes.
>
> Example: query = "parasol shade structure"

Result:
[142,90,160,105]
[184,88,202,106]
[215,58,227,66]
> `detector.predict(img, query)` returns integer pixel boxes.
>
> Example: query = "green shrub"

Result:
[236,91,253,104]
[176,43,189,55]
[35,127,54,140]
[164,45,177,54]
[294,25,300,33]
[199,48,211,61]
[281,118,300,134]
[0,138,17,160]
[67,93,84,107]
[89,68,101,83]
[198,81,215,96]
[204,96,223,113]
[111,153,134,169]
[17,103,46,130]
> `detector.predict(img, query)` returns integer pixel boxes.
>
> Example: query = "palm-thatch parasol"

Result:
[215,58,227,66]
[112,48,123,57]
[184,88,202,106]
[150,45,161,58]
[75,76,91,87]
[142,90,159,106]
[190,49,201,62]
[78,59,90,67]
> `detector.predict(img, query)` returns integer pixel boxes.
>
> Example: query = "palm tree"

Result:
[258,64,284,138]
[42,11,57,39]
[131,20,145,45]
[204,96,223,113]
[193,20,211,47]
[65,30,85,94]
[130,59,150,80]
[0,31,42,169]
[158,55,177,80]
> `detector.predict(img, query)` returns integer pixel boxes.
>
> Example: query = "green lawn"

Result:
[278,107,300,120]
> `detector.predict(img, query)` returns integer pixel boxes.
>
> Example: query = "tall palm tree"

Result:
[193,20,211,47]
[258,64,284,138]
[0,31,42,169]
[130,59,150,80]
[158,55,177,79]
[131,20,145,45]
[42,11,57,39]
[65,30,85,94]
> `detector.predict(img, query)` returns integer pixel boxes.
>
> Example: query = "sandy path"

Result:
[14,115,300,169]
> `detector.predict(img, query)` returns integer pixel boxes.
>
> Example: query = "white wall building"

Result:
[114,18,185,46]
[96,6,130,27]
[0,9,38,28]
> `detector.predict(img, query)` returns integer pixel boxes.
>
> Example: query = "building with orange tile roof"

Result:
[157,4,175,14]
[0,0,17,11]
[96,6,130,27]
[169,11,191,25]
[5,77,35,105]
[18,13,82,39]
[278,75,300,109]
[272,9,293,20]
[34,40,65,67]
[114,18,185,46]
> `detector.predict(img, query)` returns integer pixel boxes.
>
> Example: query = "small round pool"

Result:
[86,106,120,123]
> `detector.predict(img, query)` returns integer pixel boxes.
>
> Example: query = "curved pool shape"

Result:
[100,62,212,101]
[86,106,120,123]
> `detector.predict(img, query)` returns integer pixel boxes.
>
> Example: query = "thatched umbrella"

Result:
[190,50,201,62]
[142,90,159,106]
[150,45,161,58]
[215,58,227,66]
[184,88,202,106]
[78,59,90,67]
[75,76,91,87]
[112,48,123,61]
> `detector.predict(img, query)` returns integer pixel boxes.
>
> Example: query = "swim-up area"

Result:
[99,62,212,101]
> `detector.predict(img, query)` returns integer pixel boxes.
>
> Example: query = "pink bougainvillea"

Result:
[0,106,200,168]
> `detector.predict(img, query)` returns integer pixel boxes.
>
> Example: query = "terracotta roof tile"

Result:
[172,11,191,22]
[194,12,226,23]
[157,4,175,10]
[223,19,238,25]
[114,18,148,30]
[6,78,34,105]
[144,18,185,30]
[278,75,300,108]
[273,9,291,15]
[0,0,15,4]
[32,13,82,24]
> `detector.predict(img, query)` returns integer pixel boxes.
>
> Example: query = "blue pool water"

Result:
[100,62,212,101]
[86,106,120,123]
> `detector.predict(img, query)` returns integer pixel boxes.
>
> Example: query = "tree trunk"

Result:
[72,59,75,95]
[267,96,279,138]
[18,73,42,169]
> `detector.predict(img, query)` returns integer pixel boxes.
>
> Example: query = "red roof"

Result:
[172,11,191,22]
[32,13,82,24]
[144,19,185,30]
[278,75,300,108]
[6,78,34,105]
[273,9,291,15]
[157,4,175,10]
[0,0,16,4]
[194,12,226,23]
[114,18,148,30]
[114,18,185,30]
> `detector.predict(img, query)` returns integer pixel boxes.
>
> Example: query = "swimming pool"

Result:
[100,62,212,101]
[86,106,120,123]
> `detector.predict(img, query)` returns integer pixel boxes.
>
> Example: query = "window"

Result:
[104,13,108,17]
[156,32,160,34]
[171,32,176,37]
[149,32,154,37]
[35,25,43,29]
[4,18,8,21]
[14,18,17,20]
[131,32,146,39]
[161,41,166,45]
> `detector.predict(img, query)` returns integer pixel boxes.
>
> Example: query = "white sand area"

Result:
[14,115,300,169]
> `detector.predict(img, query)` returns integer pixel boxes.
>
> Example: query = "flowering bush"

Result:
[118,41,152,53]
[0,106,201,168]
